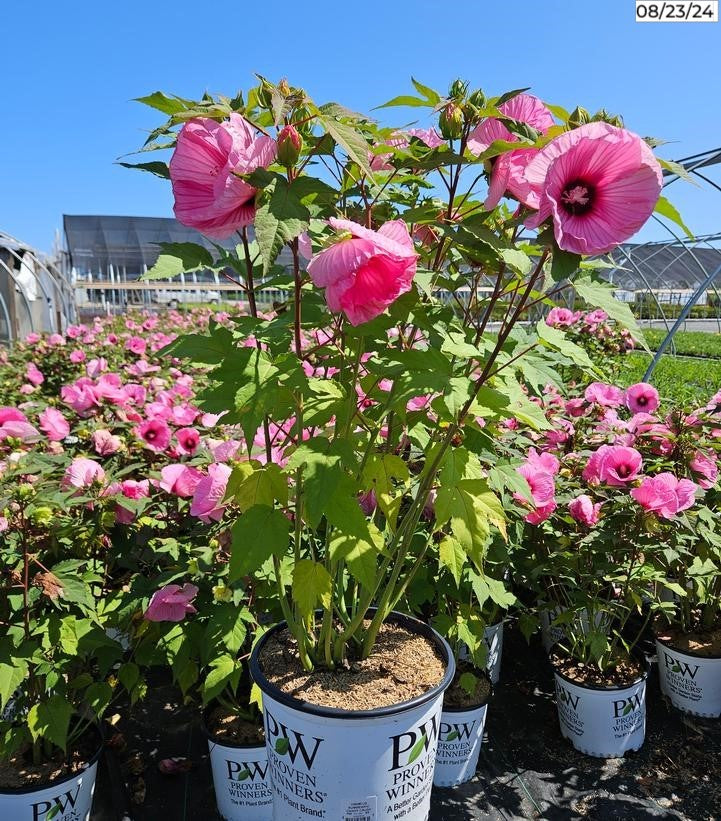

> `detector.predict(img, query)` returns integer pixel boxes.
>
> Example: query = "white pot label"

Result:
[657,641,721,718]
[554,673,646,758]
[261,690,444,821]
[484,622,503,685]
[0,761,97,821]
[340,796,377,820]
[207,739,272,820]
[433,704,487,787]
[457,621,503,684]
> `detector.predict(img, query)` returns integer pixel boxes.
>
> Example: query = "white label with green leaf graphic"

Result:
[0,760,97,821]
[433,703,488,787]
[260,690,445,820]
[207,738,272,820]
[656,640,721,718]
[553,671,646,758]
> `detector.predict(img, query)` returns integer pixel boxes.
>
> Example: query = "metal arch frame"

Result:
[0,231,75,344]
[599,147,721,382]
[0,256,38,341]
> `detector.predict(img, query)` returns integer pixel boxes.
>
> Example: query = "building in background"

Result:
[62,214,293,314]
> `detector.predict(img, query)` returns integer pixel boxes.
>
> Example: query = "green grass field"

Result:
[619,351,721,407]
[643,329,721,359]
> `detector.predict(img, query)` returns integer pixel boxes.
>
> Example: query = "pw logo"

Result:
[664,652,699,679]
[613,693,643,718]
[265,709,323,770]
[556,684,580,711]
[226,759,269,782]
[31,784,81,821]
[440,719,476,743]
[388,714,440,771]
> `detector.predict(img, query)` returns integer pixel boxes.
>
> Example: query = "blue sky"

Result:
[2,0,719,252]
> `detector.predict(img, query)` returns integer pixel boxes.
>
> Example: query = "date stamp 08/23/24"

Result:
[635,1,718,20]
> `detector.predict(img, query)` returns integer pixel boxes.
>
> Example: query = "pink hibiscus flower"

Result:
[584,382,624,407]
[189,463,232,522]
[307,218,418,326]
[568,494,602,527]
[467,93,555,209]
[144,584,199,622]
[524,122,662,255]
[583,445,642,486]
[91,429,123,456]
[38,408,70,442]
[625,382,660,415]
[159,464,204,497]
[169,114,277,239]
[136,418,172,453]
[62,457,106,490]
[175,427,200,456]
[631,473,698,519]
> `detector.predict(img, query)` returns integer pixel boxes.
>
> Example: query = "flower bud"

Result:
[257,79,274,109]
[30,506,53,526]
[449,79,468,101]
[278,78,291,97]
[213,584,233,603]
[439,102,464,140]
[568,106,590,128]
[468,89,486,109]
[277,124,302,168]
[17,483,34,501]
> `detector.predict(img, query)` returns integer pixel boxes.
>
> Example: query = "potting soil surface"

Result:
[91,625,720,820]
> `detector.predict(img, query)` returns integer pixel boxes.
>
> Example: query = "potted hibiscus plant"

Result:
[0,450,131,819]
[134,572,273,821]
[649,402,721,718]
[509,380,710,756]
[131,74,664,817]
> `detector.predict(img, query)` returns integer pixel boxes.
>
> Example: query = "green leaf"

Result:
[84,682,113,717]
[550,247,581,282]
[275,737,290,755]
[159,326,235,365]
[329,531,380,589]
[118,662,140,693]
[203,655,237,704]
[318,115,376,180]
[229,506,291,581]
[499,248,532,276]
[572,276,646,347]
[435,479,506,567]
[142,242,214,281]
[134,91,190,115]
[376,94,429,109]
[292,560,333,617]
[0,660,27,711]
[658,157,700,187]
[654,195,694,240]
[286,440,346,529]
[459,671,479,696]
[117,160,170,179]
[536,320,598,373]
[27,695,73,752]
[205,607,248,655]
[487,462,533,504]
[445,730,460,741]
[411,77,441,105]
[407,733,427,764]
[254,177,310,274]
[303,379,346,428]
[438,536,466,587]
